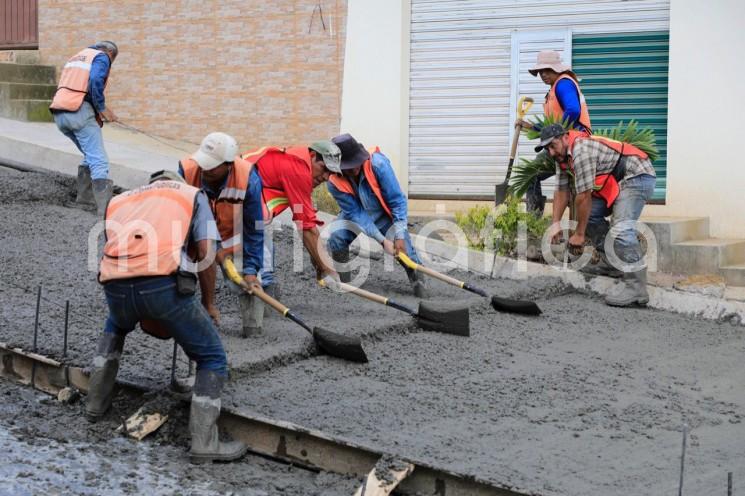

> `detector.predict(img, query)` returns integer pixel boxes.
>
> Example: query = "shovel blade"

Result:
[312,327,368,363]
[417,301,470,336]
[494,183,509,206]
[491,295,542,316]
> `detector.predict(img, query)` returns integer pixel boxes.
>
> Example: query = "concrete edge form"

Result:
[0,343,534,496]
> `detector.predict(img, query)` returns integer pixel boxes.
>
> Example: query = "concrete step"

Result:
[671,238,745,275]
[0,63,56,85]
[0,99,53,122]
[641,216,710,273]
[720,263,745,287]
[0,81,57,100]
[0,50,41,64]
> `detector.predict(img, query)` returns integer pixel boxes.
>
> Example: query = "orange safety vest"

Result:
[544,74,592,133]
[327,146,392,218]
[50,48,108,112]
[181,156,252,255]
[242,145,312,219]
[561,131,649,207]
[99,181,199,282]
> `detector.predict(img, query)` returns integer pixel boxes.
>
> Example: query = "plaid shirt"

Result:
[556,138,656,193]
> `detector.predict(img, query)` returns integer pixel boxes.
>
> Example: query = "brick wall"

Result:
[38,0,346,149]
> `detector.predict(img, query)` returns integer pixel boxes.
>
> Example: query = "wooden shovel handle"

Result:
[397,253,465,288]
[223,258,288,316]
[319,279,389,306]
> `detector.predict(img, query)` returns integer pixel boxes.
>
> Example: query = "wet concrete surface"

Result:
[2,166,745,495]
[0,379,359,495]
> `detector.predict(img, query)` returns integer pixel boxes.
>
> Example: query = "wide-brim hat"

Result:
[332,133,370,170]
[529,49,572,76]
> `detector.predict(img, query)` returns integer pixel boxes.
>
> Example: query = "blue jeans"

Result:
[102,275,228,375]
[327,216,422,264]
[53,102,109,180]
[588,174,656,265]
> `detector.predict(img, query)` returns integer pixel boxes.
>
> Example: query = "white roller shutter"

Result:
[408,0,670,199]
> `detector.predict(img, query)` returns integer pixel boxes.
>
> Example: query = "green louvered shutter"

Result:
[572,31,669,201]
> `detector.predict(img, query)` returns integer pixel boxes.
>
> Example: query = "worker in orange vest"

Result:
[325,133,426,297]
[50,41,119,216]
[89,169,247,463]
[180,133,342,337]
[516,50,593,215]
[537,124,656,307]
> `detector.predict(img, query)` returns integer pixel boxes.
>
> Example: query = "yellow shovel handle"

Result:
[223,258,243,285]
[517,96,534,121]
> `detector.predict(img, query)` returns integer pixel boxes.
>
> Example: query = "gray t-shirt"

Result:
[180,191,219,270]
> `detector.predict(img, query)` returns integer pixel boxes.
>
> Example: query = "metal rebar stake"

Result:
[63,300,70,358]
[31,286,42,388]
[728,472,733,496]
[678,423,688,496]
[170,341,178,385]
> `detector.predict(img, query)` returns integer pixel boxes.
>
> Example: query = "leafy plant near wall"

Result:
[455,197,550,256]
[312,185,340,215]
[509,117,659,198]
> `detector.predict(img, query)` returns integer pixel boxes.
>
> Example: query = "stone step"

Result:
[0,63,56,85]
[0,81,57,100]
[0,99,53,122]
[720,263,745,287]
[671,238,745,275]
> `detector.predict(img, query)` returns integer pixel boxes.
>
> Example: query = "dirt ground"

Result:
[1,165,744,495]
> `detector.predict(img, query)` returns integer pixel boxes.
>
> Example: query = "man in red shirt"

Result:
[240,142,341,330]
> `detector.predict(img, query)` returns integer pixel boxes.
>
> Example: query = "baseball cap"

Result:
[192,132,238,171]
[534,123,567,152]
[309,140,342,173]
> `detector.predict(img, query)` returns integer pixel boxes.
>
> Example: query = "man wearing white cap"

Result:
[517,50,593,215]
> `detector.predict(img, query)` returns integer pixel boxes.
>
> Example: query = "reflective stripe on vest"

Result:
[99,181,198,282]
[327,146,392,219]
[544,74,592,133]
[50,48,105,112]
[242,145,312,219]
[181,156,252,254]
[562,131,649,207]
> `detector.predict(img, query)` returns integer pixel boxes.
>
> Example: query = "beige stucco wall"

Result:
[650,0,745,238]
[339,0,409,191]
[38,0,347,149]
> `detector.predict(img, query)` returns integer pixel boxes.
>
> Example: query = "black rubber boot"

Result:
[85,333,125,421]
[75,165,95,205]
[331,250,351,283]
[92,178,113,217]
[189,369,248,464]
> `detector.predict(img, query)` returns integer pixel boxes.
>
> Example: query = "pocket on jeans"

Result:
[104,287,129,318]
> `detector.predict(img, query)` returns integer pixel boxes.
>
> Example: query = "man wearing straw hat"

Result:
[517,50,593,215]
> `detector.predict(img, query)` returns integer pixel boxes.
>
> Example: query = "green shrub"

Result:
[454,204,493,251]
[455,198,550,256]
[312,185,340,215]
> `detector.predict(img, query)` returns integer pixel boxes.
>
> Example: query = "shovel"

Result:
[397,253,542,316]
[319,280,469,337]
[224,260,368,363]
[495,96,534,205]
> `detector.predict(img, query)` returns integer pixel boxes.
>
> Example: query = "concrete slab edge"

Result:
[0,134,150,189]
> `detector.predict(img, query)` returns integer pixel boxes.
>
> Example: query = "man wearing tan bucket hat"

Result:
[517,50,593,215]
